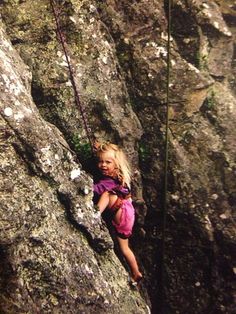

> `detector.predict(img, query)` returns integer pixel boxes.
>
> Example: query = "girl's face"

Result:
[98,151,117,177]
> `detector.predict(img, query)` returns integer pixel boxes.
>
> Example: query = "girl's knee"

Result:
[100,191,110,203]
[101,191,110,198]
[108,194,118,208]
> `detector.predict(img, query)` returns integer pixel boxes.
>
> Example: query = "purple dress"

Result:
[93,176,135,239]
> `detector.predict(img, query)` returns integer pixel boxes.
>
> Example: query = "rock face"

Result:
[0,15,148,314]
[0,0,235,313]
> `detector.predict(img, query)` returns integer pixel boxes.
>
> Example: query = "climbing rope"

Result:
[160,0,172,311]
[49,0,94,152]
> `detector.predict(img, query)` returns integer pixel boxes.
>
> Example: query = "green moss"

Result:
[205,89,216,110]
[72,134,92,162]
[203,89,216,111]
[196,51,208,71]
[117,51,130,65]
[116,40,132,69]
[138,142,151,163]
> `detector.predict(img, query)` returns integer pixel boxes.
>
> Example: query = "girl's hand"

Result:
[93,140,100,151]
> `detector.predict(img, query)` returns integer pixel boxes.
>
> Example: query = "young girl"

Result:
[93,141,142,285]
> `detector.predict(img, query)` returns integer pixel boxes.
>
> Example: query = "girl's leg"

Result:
[108,194,122,224]
[117,236,142,282]
[97,191,110,213]
[98,192,122,224]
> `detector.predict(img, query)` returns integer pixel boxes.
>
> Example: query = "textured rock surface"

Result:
[0,0,235,313]
[0,17,148,314]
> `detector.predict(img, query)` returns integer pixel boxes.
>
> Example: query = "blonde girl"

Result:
[93,142,142,284]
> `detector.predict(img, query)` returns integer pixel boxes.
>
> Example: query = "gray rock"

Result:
[0,0,235,313]
[0,18,149,313]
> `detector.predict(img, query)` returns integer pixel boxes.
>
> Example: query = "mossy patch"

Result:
[72,134,92,162]
[138,141,151,163]
[201,89,216,112]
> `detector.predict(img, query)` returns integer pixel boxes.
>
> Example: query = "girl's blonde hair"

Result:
[95,142,131,188]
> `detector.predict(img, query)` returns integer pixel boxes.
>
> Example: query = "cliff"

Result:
[0,0,235,313]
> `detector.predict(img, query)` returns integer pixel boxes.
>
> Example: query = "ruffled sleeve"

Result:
[93,177,118,204]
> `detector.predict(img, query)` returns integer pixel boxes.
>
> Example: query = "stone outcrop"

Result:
[0,17,148,314]
[0,0,235,313]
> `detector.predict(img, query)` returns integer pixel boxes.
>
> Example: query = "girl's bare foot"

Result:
[132,272,143,283]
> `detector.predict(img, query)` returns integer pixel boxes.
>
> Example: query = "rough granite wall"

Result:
[0,0,235,314]
[0,13,149,314]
